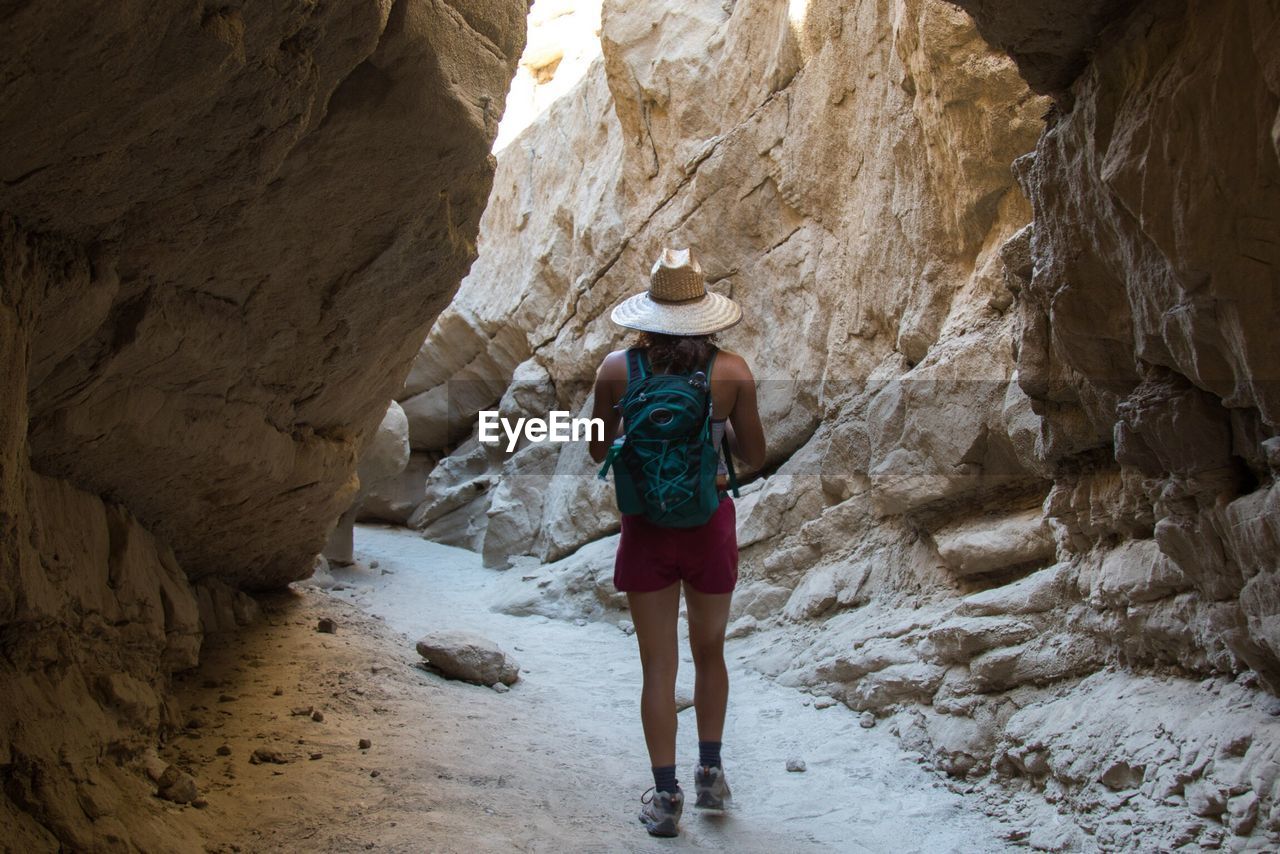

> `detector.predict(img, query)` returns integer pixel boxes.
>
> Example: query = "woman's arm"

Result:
[588,350,627,463]
[725,357,766,471]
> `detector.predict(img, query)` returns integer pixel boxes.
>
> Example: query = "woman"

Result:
[589,248,766,837]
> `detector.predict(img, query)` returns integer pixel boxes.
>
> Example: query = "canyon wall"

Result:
[0,1,525,847]
[395,0,1280,847]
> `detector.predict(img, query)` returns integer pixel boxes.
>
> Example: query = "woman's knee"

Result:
[638,643,679,683]
[688,636,726,670]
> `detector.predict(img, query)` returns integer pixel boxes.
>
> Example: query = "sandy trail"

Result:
[180,524,1018,852]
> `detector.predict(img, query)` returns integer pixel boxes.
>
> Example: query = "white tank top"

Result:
[711,418,728,476]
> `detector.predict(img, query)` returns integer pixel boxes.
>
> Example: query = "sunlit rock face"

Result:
[1,0,525,846]
[402,0,1280,845]
[493,0,605,152]
[400,0,1048,568]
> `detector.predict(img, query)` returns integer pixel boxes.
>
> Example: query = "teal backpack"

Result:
[597,347,739,527]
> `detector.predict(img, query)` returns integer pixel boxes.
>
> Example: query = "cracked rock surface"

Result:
[388,0,1280,848]
[0,0,525,847]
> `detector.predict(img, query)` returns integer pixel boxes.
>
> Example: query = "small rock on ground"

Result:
[860,711,876,728]
[786,758,807,773]
[250,747,288,765]
[814,696,837,709]
[317,617,337,634]
[415,630,519,686]
[618,620,635,635]
[157,765,199,803]
[358,738,372,750]
[492,682,510,693]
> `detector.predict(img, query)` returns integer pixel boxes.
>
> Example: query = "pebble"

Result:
[250,747,288,765]
[859,711,876,728]
[317,617,337,634]
[618,620,635,636]
[157,765,199,803]
[273,686,283,696]
[369,560,380,569]
[311,710,325,722]
[492,683,510,694]
[291,706,314,717]
[814,696,837,710]
[574,618,588,627]
[786,758,807,773]
[359,738,372,750]
[216,745,232,756]
[370,770,381,778]
[310,752,323,761]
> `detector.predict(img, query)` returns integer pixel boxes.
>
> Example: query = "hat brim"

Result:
[609,291,742,335]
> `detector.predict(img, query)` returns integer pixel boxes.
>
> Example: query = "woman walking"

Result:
[590,248,766,837]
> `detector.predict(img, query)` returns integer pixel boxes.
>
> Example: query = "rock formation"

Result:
[324,401,411,566]
[393,0,1280,846]
[1,0,525,846]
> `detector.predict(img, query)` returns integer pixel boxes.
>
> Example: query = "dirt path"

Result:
[177,524,1019,852]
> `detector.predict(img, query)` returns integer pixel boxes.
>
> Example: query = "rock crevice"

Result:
[393,0,1280,846]
[0,0,526,846]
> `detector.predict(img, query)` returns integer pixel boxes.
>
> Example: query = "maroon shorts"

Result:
[613,497,738,595]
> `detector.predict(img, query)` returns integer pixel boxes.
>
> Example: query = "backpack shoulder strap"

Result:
[626,347,650,383]
[721,432,740,498]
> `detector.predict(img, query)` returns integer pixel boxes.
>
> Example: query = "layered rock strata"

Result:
[399,0,1280,846]
[1,1,525,846]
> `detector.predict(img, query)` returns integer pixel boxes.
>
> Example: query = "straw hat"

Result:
[610,248,742,336]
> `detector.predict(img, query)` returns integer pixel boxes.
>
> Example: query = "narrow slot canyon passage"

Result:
[3,0,1280,851]
[176,526,1021,852]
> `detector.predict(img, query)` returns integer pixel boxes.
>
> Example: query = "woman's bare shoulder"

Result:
[714,349,754,380]
[597,348,630,380]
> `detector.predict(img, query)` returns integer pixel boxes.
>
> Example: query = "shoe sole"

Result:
[694,792,727,811]
[639,816,679,837]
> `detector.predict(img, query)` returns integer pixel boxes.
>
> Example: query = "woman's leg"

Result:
[683,582,733,744]
[627,582,682,767]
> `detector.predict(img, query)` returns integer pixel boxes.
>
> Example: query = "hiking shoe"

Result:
[638,787,683,837]
[694,764,731,810]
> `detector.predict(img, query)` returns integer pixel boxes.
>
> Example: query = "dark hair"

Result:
[636,331,716,375]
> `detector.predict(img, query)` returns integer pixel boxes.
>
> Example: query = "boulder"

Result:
[415,630,520,686]
[932,508,1055,577]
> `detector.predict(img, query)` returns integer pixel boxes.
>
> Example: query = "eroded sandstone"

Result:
[1,0,526,846]
[403,0,1280,847]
